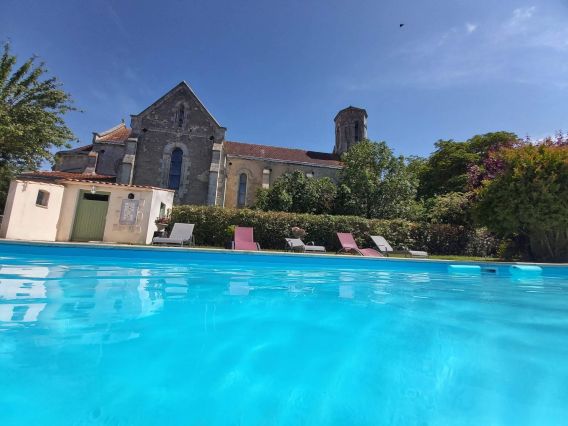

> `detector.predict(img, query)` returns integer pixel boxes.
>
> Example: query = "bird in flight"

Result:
[400,23,405,28]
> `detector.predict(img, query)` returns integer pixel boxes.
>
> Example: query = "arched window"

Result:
[168,148,183,190]
[237,173,247,207]
[177,105,184,128]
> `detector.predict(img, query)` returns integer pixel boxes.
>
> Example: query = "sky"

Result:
[2,0,568,159]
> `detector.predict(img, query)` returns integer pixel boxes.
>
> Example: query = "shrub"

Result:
[171,205,499,256]
[475,142,568,262]
[255,171,337,214]
[423,192,473,226]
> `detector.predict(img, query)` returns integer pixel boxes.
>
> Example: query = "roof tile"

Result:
[19,171,116,182]
[224,141,342,168]
[95,123,131,143]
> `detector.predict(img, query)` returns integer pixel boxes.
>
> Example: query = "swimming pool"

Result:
[1,241,567,425]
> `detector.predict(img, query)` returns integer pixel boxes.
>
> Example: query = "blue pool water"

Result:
[1,242,567,425]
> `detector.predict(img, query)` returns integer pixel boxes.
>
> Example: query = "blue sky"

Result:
[2,0,568,159]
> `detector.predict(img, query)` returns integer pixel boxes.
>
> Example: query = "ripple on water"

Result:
[0,252,567,425]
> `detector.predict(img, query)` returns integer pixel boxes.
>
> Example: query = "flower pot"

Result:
[156,223,168,232]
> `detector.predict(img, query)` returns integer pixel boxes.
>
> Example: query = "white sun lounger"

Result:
[152,223,195,247]
[285,238,326,253]
[371,235,428,257]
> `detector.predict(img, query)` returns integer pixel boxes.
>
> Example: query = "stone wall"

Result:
[221,156,341,208]
[130,83,225,205]
[93,143,125,176]
[54,153,90,173]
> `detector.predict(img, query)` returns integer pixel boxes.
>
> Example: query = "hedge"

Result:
[171,205,499,256]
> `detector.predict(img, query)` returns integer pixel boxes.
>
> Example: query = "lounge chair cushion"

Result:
[337,233,383,257]
[285,238,326,253]
[152,237,186,245]
[371,235,428,257]
[303,245,326,253]
[233,227,260,251]
[234,241,260,251]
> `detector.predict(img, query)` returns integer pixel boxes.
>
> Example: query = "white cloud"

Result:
[342,3,568,92]
[511,6,536,24]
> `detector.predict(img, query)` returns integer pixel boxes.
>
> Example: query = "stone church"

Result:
[54,81,368,208]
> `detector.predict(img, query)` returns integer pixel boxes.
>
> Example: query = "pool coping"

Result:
[1,238,566,268]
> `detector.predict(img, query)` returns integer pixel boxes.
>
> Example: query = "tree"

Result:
[0,43,76,208]
[336,140,419,219]
[417,132,518,198]
[474,142,568,262]
[423,192,472,226]
[255,171,337,214]
[417,139,478,198]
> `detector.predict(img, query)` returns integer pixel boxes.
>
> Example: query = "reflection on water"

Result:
[1,253,568,425]
[0,264,164,343]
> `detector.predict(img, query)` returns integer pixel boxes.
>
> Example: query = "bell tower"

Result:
[333,106,368,155]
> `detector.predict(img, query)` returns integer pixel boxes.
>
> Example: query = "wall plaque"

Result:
[119,199,139,225]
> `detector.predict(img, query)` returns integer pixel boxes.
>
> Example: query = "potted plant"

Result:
[225,225,236,249]
[291,226,306,239]
[155,214,170,232]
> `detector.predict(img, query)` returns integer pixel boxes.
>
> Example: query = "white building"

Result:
[0,171,174,245]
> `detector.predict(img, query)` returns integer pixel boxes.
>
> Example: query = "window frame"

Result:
[237,173,248,207]
[35,190,50,208]
[168,148,184,190]
[177,105,185,128]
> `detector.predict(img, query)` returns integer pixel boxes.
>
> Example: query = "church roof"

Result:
[56,144,93,154]
[94,123,132,143]
[224,141,342,168]
[334,106,368,121]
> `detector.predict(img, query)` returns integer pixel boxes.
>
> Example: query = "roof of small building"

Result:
[94,122,132,143]
[19,171,116,182]
[224,141,343,168]
[62,179,175,192]
[17,171,174,192]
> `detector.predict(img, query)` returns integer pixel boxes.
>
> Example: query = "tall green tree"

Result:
[0,43,76,208]
[336,140,419,219]
[417,139,478,198]
[255,171,337,214]
[417,132,518,199]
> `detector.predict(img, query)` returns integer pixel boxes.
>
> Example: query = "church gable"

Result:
[130,81,224,134]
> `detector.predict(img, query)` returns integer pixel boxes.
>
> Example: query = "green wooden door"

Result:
[71,191,110,241]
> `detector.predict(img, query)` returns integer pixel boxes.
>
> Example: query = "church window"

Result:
[168,148,183,190]
[354,121,359,142]
[177,105,185,128]
[237,173,247,207]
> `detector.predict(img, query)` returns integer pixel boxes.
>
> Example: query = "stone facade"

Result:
[222,155,342,208]
[129,83,226,205]
[54,81,368,209]
[333,106,368,155]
